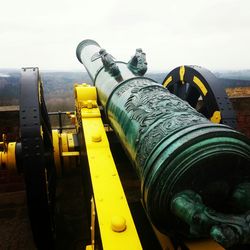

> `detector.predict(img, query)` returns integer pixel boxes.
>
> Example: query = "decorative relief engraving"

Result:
[116,79,151,97]
[124,84,208,167]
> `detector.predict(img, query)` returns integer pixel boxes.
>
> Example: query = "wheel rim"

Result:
[20,67,56,249]
[162,65,237,128]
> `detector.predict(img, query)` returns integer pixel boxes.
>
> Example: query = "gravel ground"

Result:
[0,167,86,250]
[0,191,35,250]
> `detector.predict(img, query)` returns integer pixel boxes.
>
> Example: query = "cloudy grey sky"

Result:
[0,0,249,71]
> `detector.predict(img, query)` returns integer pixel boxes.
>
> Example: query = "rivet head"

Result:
[111,216,126,232]
[92,132,102,142]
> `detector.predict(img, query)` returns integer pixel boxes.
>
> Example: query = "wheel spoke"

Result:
[162,65,237,128]
[186,85,200,108]
[177,83,187,100]
[198,105,209,117]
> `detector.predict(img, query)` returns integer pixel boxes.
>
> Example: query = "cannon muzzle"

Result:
[77,39,250,248]
[76,39,102,81]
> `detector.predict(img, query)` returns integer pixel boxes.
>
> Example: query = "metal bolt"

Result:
[92,132,102,142]
[111,215,126,232]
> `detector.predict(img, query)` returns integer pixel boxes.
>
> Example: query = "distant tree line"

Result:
[0,69,249,111]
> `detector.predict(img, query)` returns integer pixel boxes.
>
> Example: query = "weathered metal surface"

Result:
[162,65,237,128]
[171,190,250,248]
[76,39,250,248]
[127,48,147,76]
[19,68,56,249]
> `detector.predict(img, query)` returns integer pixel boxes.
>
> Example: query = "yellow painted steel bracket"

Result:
[75,84,142,250]
[52,129,79,176]
[0,142,17,172]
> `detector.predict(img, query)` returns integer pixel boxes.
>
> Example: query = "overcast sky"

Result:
[0,0,249,71]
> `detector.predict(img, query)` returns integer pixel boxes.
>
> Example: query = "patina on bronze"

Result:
[76,39,250,248]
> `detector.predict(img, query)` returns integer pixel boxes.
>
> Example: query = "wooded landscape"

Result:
[0,68,250,111]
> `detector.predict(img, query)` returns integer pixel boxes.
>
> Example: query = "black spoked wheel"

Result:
[20,67,56,249]
[162,65,236,128]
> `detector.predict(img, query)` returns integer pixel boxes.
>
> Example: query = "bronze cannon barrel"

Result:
[76,39,250,248]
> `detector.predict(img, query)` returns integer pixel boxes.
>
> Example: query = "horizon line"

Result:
[1,67,250,73]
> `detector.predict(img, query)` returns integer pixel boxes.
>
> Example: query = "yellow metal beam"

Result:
[76,84,142,250]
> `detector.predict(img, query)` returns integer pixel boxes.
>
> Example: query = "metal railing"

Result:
[48,111,75,133]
